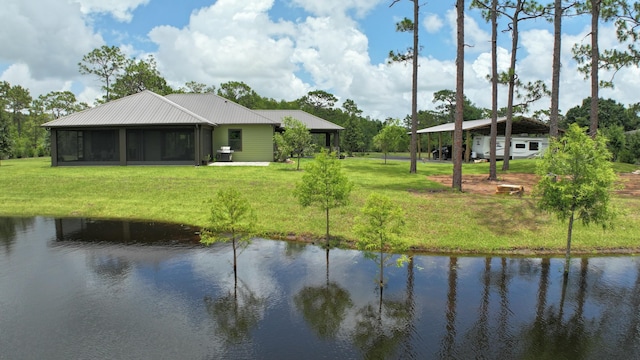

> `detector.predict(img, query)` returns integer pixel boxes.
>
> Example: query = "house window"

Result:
[229,129,242,151]
[529,142,539,151]
[515,143,526,149]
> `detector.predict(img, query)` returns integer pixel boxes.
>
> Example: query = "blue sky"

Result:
[0,0,636,120]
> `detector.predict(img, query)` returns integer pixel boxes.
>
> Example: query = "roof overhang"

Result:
[416,116,558,136]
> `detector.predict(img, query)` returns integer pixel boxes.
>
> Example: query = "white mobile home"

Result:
[472,135,548,160]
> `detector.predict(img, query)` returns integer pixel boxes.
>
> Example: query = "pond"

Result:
[1,217,639,359]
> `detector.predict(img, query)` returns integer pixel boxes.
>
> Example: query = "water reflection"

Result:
[0,217,34,254]
[1,217,640,359]
[204,279,266,345]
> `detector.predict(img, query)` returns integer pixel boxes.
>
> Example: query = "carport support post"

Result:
[427,133,431,160]
[438,133,443,160]
[418,134,422,160]
[465,130,471,162]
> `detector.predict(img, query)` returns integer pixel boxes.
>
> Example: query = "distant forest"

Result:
[1,45,639,163]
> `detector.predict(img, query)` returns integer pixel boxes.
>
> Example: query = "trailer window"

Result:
[529,142,539,151]
[515,143,526,149]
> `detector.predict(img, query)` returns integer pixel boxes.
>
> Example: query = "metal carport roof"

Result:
[416,116,554,135]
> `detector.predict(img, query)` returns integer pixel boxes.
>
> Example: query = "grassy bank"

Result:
[1,157,639,255]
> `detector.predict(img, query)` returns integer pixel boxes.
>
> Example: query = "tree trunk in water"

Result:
[489,0,498,180]
[564,209,575,276]
[453,0,465,191]
[325,248,330,285]
[233,235,238,294]
[550,0,562,138]
[325,208,330,248]
[409,0,419,174]
[590,0,600,139]
[380,247,384,287]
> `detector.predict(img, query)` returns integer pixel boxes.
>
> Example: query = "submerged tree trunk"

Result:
[325,207,330,247]
[325,248,330,284]
[233,235,238,294]
[565,209,575,276]
[380,246,384,287]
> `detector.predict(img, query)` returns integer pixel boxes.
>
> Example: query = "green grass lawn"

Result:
[1,157,639,255]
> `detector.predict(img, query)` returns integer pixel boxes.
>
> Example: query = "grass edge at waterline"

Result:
[1,157,639,255]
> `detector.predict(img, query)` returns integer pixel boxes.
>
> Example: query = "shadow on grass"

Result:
[467,197,547,236]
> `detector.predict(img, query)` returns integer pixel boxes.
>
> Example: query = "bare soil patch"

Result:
[427,172,640,197]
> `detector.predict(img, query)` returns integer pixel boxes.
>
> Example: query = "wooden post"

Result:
[438,133,443,160]
[465,130,471,162]
[427,133,431,159]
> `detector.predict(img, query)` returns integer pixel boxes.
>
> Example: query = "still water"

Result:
[1,217,639,359]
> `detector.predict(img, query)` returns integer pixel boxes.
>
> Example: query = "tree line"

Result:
[2,15,640,165]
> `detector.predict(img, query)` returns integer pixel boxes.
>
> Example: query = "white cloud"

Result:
[289,0,385,18]
[0,0,103,80]
[0,64,74,97]
[149,0,305,101]
[424,14,443,33]
[72,0,150,22]
[445,8,491,55]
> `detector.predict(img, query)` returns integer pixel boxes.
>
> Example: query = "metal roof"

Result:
[42,91,214,128]
[166,93,278,125]
[254,110,344,131]
[416,117,554,135]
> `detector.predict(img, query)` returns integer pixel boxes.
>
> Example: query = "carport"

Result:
[415,116,553,161]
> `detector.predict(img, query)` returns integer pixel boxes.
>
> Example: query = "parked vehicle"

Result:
[472,135,548,160]
[432,146,452,160]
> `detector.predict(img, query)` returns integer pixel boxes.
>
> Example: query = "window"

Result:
[529,142,539,151]
[515,143,526,149]
[229,129,242,151]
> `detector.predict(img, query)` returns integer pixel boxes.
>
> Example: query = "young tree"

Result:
[273,116,314,170]
[535,123,617,276]
[294,149,352,247]
[354,193,407,287]
[78,45,126,102]
[389,0,420,174]
[373,120,406,164]
[200,188,256,290]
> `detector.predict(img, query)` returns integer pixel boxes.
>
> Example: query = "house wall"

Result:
[213,124,274,162]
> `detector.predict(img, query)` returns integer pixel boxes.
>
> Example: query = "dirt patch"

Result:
[427,172,640,197]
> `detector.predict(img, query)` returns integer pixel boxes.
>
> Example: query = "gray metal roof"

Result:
[254,110,344,131]
[166,93,278,125]
[42,91,214,128]
[416,117,553,135]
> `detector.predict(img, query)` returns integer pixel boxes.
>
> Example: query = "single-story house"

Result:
[42,90,343,166]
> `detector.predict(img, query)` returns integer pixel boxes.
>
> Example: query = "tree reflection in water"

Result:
[0,217,33,255]
[294,281,353,340]
[204,279,265,345]
[352,256,417,359]
[520,258,594,359]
